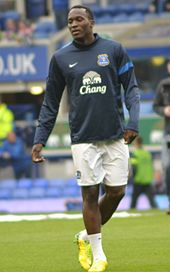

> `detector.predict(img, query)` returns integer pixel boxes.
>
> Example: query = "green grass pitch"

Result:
[0,210,169,272]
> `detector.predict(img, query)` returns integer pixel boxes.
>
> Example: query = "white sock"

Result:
[88,233,106,261]
[79,229,89,241]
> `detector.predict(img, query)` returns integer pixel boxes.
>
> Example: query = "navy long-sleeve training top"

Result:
[34,34,140,146]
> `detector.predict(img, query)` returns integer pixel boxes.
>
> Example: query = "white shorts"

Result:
[71,139,129,187]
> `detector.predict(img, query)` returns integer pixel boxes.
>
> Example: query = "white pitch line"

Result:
[0,211,142,222]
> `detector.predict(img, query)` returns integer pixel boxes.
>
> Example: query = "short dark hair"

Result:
[69,5,94,20]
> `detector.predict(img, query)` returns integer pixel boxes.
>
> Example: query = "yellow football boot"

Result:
[75,233,92,270]
[88,259,108,272]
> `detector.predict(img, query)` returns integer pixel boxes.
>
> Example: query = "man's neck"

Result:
[75,33,95,46]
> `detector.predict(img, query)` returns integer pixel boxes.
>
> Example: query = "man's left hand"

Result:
[123,130,138,144]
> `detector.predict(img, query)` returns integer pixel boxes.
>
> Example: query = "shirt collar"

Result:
[72,33,99,49]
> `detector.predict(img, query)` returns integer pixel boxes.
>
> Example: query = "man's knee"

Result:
[105,185,126,200]
[82,185,99,204]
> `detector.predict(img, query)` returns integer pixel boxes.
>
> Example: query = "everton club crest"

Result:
[97,54,110,67]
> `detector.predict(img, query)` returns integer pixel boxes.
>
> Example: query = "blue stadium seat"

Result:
[45,187,63,198]
[140,101,154,116]
[63,186,80,197]
[48,179,65,188]
[96,14,114,24]
[93,5,120,18]
[32,32,49,39]
[63,178,81,197]
[128,12,144,22]
[113,13,128,23]
[32,178,48,188]
[12,188,29,199]
[135,3,150,14]
[118,4,136,15]
[93,3,150,21]
[155,195,169,209]
[33,20,57,39]
[0,179,17,189]
[92,6,104,18]
[0,188,12,199]
[17,178,33,189]
[29,187,45,198]
[0,13,3,30]
[3,10,20,20]
[26,0,46,19]
[140,91,155,101]
[66,178,77,186]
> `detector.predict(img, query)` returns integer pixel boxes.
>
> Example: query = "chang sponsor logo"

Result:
[80,71,106,95]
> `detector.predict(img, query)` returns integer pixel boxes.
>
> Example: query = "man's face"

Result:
[167,60,170,74]
[7,132,16,143]
[67,8,94,41]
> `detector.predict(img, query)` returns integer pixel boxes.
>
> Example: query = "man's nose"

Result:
[71,20,78,27]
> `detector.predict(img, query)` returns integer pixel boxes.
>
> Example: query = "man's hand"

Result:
[1,152,11,159]
[32,143,45,163]
[164,106,170,117]
[123,130,138,145]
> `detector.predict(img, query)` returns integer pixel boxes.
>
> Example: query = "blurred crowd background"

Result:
[0,0,170,213]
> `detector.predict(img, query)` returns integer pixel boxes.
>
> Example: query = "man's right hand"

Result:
[32,143,45,163]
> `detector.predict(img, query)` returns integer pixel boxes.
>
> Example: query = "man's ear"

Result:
[90,19,95,27]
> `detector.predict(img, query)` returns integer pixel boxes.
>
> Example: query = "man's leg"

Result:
[99,184,126,225]
[73,140,127,271]
[165,166,170,213]
[13,168,21,180]
[81,184,101,234]
[130,184,141,209]
[81,184,126,234]
[80,184,126,272]
[81,184,108,272]
[75,184,102,270]
[144,185,157,208]
[161,142,170,213]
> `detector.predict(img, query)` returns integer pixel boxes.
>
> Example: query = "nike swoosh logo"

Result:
[69,62,78,68]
